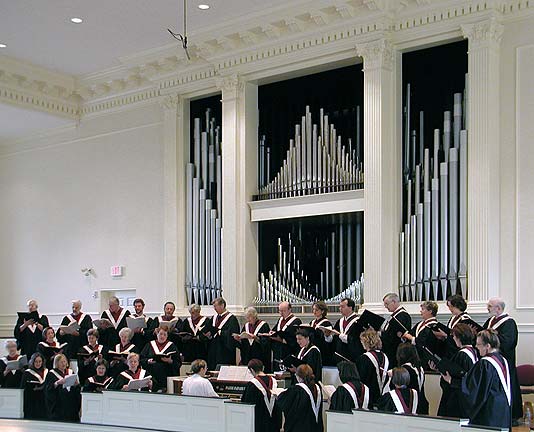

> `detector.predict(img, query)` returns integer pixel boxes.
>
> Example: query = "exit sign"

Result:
[110,266,123,277]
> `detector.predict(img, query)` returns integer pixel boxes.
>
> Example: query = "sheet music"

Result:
[217,366,254,382]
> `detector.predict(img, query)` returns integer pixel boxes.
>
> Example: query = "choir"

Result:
[3,294,521,431]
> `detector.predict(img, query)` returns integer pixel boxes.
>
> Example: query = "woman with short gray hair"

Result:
[233,307,271,371]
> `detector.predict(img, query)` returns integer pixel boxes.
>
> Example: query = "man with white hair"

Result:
[96,296,131,347]
[14,299,49,356]
[381,293,412,366]
[483,297,523,423]
[271,301,302,371]
[57,300,93,358]
[180,303,210,362]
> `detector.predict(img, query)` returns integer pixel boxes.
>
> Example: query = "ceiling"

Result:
[0,0,303,77]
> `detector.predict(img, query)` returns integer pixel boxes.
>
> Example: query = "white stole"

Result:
[250,377,277,416]
[390,388,418,414]
[482,355,511,405]
[297,382,322,422]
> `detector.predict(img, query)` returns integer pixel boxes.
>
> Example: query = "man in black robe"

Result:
[380,292,411,366]
[14,299,49,357]
[96,296,130,347]
[206,297,240,370]
[180,303,210,362]
[130,298,153,349]
[462,329,512,431]
[56,299,93,358]
[150,301,182,348]
[322,298,363,364]
[270,302,302,371]
[483,297,522,423]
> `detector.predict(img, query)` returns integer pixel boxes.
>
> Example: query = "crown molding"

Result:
[0,0,532,125]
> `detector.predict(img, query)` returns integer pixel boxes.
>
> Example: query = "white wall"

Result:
[0,103,166,330]
[500,16,534,365]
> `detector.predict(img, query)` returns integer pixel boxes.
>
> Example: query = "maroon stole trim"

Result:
[394,388,413,413]
[346,381,366,408]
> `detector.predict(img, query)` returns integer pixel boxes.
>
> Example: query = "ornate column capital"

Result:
[159,93,182,111]
[461,17,504,50]
[215,74,244,101]
[356,38,394,71]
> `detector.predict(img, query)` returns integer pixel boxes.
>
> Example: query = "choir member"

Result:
[108,327,138,378]
[357,328,389,407]
[462,329,512,430]
[96,296,130,347]
[44,353,81,422]
[206,297,240,370]
[322,298,363,363]
[20,352,48,420]
[234,307,271,371]
[392,342,429,414]
[402,301,442,366]
[109,352,153,391]
[330,361,370,412]
[56,300,93,358]
[150,301,182,348]
[377,367,418,414]
[140,326,181,392]
[241,359,282,432]
[83,359,113,392]
[484,297,523,423]
[432,295,474,357]
[78,328,107,385]
[14,299,49,357]
[180,303,210,362]
[290,328,322,383]
[37,326,68,370]
[271,302,302,371]
[433,323,478,417]
[130,298,153,348]
[181,359,218,397]
[308,301,333,366]
[0,339,25,388]
[277,364,323,432]
[381,293,411,366]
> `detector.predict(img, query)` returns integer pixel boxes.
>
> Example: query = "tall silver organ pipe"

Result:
[400,80,468,301]
[186,109,223,305]
[256,106,363,199]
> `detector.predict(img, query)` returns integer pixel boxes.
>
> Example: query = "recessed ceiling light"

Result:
[0,43,6,48]
[70,17,83,24]
[198,4,210,10]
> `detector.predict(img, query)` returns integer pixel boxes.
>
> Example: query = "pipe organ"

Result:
[255,216,364,305]
[186,109,223,305]
[256,106,363,200]
[400,76,468,302]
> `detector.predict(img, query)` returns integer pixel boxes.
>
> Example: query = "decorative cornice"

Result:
[159,93,182,111]
[215,74,244,100]
[461,17,504,49]
[356,37,394,71]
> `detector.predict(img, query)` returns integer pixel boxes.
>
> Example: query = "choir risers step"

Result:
[248,190,365,222]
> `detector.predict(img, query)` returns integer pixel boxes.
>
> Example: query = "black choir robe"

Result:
[77,344,107,385]
[56,312,93,358]
[461,352,512,431]
[82,375,113,392]
[241,375,282,432]
[180,316,210,362]
[356,350,389,407]
[44,368,81,422]
[0,355,24,388]
[277,383,323,432]
[20,368,48,419]
[150,315,183,348]
[271,315,302,371]
[328,313,363,364]
[292,344,322,383]
[437,346,478,418]
[381,307,411,366]
[330,380,370,412]
[308,318,333,366]
[483,315,523,420]
[130,314,154,349]
[14,313,49,356]
[37,341,68,370]
[140,340,181,391]
[206,312,240,370]
[440,312,476,358]
[98,308,130,347]
[377,388,418,414]
[107,342,138,378]
[237,320,271,372]
[407,317,444,368]
[385,362,428,415]
[108,367,152,391]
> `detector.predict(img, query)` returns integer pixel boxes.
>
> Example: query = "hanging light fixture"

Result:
[167,0,191,60]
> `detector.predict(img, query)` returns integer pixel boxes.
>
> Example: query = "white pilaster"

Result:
[357,38,400,306]
[161,93,188,308]
[217,75,259,311]
[461,18,503,305]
